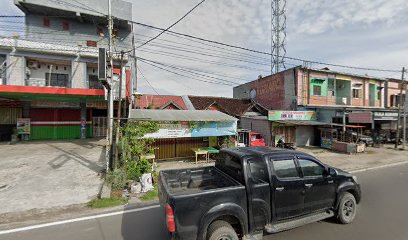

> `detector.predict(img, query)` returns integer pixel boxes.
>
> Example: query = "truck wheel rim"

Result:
[343,199,355,218]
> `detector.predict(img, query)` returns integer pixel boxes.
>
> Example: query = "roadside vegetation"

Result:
[87,197,128,208]
[104,121,159,203]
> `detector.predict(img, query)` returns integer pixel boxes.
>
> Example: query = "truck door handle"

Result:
[276,187,285,191]
[328,180,334,184]
[305,183,313,188]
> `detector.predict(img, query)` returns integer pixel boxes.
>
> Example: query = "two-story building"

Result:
[0,0,133,141]
[233,67,407,146]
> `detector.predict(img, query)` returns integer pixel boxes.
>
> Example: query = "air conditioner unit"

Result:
[28,61,39,69]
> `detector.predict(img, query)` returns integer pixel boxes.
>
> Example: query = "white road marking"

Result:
[350,160,408,174]
[0,204,160,235]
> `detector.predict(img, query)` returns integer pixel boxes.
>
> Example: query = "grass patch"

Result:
[140,186,158,201]
[87,197,128,208]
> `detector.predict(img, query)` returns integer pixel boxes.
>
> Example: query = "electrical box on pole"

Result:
[98,47,110,90]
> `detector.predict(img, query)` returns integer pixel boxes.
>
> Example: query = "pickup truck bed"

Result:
[161,166,240,195]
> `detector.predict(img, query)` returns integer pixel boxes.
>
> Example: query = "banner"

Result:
[16,118,31,134]
[143,122,237,139]
[268,111,317,121]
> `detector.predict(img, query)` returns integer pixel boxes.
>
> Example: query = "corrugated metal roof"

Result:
[272,120,330,126]
[128,109,237,122]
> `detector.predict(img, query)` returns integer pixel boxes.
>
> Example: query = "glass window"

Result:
[272,159,299,179]
[313,85,321,96]
[298,159,325,177]
[89,75,103,89]
[214,153,243,184]
[248,159,268,183]
[352,89,361,98]
[45,73,69,87]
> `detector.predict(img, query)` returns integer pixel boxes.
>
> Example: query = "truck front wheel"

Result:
[207,220,239,240]
[337,192,357,224]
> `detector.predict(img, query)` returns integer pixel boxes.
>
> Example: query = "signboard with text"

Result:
[373,111,398,121]
[268,111,317,121]
[16,118,31,135]
[349,111,373,124]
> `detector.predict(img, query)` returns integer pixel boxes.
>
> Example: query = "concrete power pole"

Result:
[106,0,114,171]
[395,67,405,149]
[114,51,124,168]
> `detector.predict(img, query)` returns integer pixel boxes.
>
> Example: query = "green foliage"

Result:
[106,168,127,190]
[140,186,158,201]
[119,121,159,165]
[111,121,159,182]
[87,197,127,208]
[126,158,152,180]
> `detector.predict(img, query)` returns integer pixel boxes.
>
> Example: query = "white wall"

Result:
[26,61,71,87]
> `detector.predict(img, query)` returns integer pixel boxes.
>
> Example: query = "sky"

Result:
[1,0,408,97]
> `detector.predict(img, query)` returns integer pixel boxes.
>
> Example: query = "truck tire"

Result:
[207,220,239,240]
[337,192,357,224]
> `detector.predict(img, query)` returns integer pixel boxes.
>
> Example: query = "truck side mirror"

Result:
[328,167,337,177]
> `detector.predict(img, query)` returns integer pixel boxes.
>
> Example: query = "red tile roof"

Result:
[188,96,253,117]
[135,95,187,110]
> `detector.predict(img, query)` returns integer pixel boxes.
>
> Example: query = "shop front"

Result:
[128,109,237,160]
[0,85,105,140]
[268,110,329,147]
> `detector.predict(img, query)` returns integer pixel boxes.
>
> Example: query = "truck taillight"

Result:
[166,203,176,232]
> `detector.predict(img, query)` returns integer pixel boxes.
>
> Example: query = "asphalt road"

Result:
[2,163,408,240]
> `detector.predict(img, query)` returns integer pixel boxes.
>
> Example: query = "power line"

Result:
[132,21,401,73]
[136,0,207,49]
[139,58,236,86]
[137,65,161,95]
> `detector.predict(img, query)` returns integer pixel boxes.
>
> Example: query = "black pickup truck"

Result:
[158,147,361,240]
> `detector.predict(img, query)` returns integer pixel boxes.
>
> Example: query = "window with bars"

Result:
[352,89,361,98]
[45,73,69,87]
[313,85,322,96]
[89,75,103,89]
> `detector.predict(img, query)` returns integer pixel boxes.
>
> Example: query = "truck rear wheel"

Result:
[207,220,239,240]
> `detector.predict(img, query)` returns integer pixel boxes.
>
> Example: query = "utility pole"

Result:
[395,67,405,149]
[131,23,137,110]
[114,51,124,168]
[106,0,114,171]
[403,69,407,149]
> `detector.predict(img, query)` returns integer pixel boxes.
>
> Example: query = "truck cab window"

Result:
[272,159,299,179]
[248,160,268,183]
[298,159,325,177]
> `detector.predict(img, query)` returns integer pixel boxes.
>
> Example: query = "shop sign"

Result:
[143,122,237,139]
[268,111,317,121]
[144,123,192,139]
[31,101,80,108]
[349,111,372,123]
[373,111,398,121]
[16,118,30,134]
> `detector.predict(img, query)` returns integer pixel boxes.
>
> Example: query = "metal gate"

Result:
[93,117,107,137]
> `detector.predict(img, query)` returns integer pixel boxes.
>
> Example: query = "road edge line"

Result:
[0,204,160,235]
[350,161,408,174]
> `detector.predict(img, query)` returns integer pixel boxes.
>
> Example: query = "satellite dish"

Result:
[249,89,256,99]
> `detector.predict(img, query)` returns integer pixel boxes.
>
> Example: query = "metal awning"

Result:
[128,109,237,122]
[272,120,331,126]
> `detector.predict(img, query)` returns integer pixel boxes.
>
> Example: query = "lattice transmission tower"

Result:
[271,0,287,74]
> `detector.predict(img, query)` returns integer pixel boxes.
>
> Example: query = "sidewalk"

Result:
[0,139,105,223]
